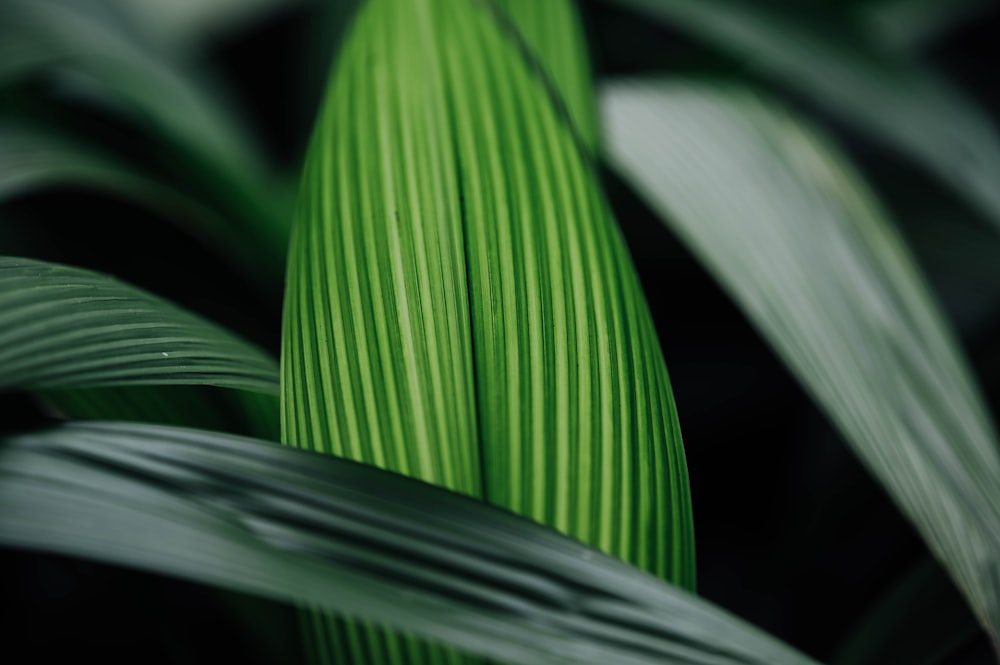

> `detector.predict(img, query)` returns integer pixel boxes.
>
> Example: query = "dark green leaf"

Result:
[0,0,291,282]
[0,421,817,665]
[0,256,279,394]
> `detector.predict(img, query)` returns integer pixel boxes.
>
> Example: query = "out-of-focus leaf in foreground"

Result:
[604,0,1000,238]
[601,79,1000,645]
[0,421,818,665]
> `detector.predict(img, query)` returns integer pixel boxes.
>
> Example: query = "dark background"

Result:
[3,1,1000,663]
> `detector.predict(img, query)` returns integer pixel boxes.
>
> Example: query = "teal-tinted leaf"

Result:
[601,79,1000,644]
[0,256,278,394]
[0,421,817,665]
[604,0,1000,238]
[0,0,259,183]
[110,0,309,53]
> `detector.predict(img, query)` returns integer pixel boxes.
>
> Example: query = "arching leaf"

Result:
[0,421,815,665]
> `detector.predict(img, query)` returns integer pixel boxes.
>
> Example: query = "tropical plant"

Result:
[2,0,999,663]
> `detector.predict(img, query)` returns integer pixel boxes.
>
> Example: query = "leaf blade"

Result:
[0,421,817,665]
[604,0,1000,237]
[0,256,279,395]
[283,0,694,584]
[601,78,1000,643]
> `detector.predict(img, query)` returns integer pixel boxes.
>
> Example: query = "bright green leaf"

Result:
[283,1,693,660]
[493,0,600,149]
[284,0,693,581]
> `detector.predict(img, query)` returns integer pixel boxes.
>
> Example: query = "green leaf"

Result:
[0,256,279,394]
[284,1,692,660]
[0,124,257,266]
[0,421,818,665]
[0,0,290,282]
[603,0,1000,238]
[601,79,1000,645]
[285,0,692,583]
[493,0,600,149]
[109,0,310,53]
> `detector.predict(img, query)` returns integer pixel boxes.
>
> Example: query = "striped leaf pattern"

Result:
[282,0,695,661]
[601,79,1000,645]
[0,256,279,394]
[282,0,693,581]
[494,0,600,149]
[0,422,816,665]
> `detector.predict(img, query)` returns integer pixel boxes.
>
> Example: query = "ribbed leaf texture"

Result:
[493,0,600,149]
[282,0,694,661]
[0,422,815,665]
[0,256,279,394]
[602,79,1000,647]
[283,0,693,580]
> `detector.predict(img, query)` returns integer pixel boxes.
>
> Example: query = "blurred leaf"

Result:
[0,123,258,263]
[0,421,818,665]
[111,0,311,53]
[601,79,1000,645]
[604,0,1000,239]
[862,0,991,51]
[0,0,290,282]
[0,256,278,393]
[833,558,981,665]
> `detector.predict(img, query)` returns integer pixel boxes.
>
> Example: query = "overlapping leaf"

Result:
[604,0,1000,237]
[283,0,693,579]
[283,0,693,660]
[0,256,278,394]
[0,421,817,665]
[601,79,1000,644]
